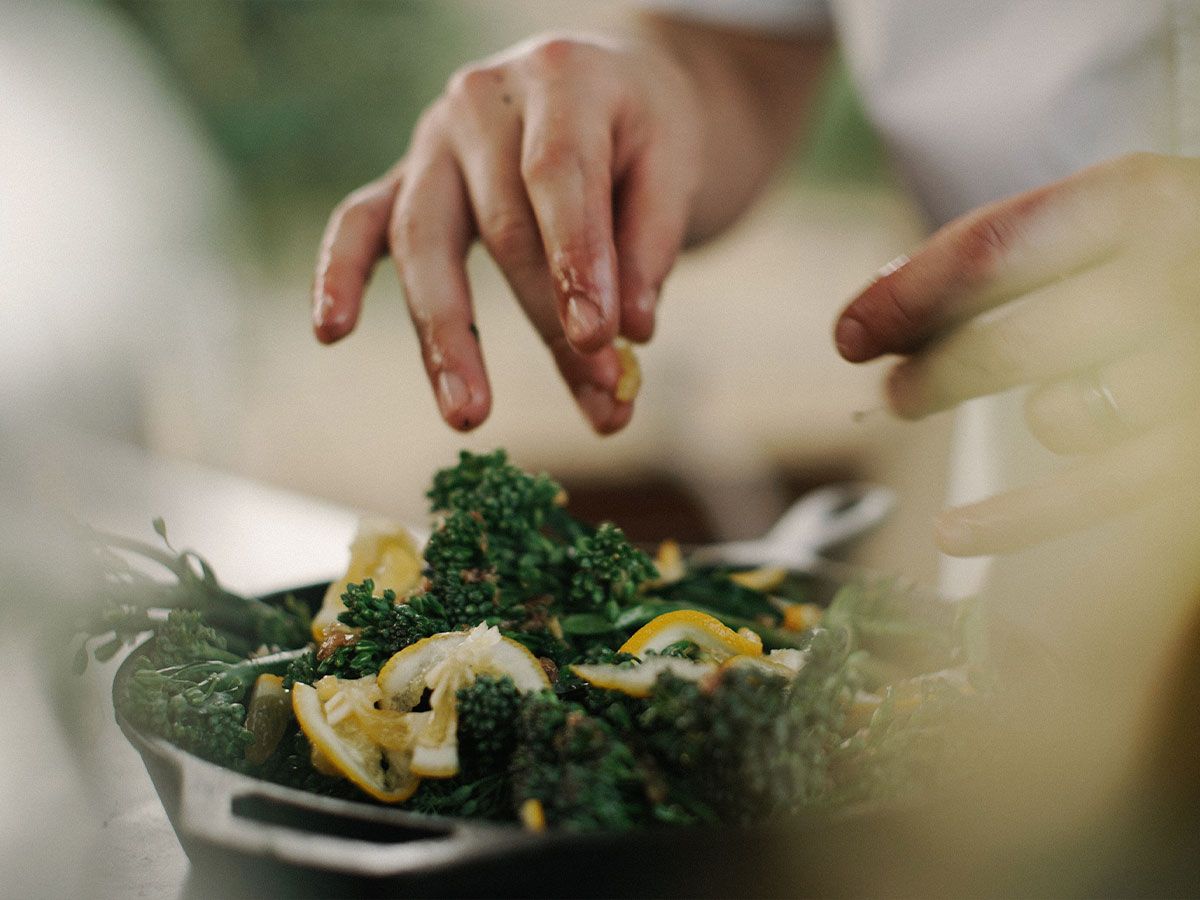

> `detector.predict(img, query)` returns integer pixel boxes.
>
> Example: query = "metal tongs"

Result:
[686,482,896,572]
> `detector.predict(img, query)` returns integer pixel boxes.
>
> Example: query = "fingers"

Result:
[612,137,693,342]
[313,175,402,343]
[521,85,621,353]
[1024,342,1200,455]
[445,92,632,434]
[884,259,1155,419]
[936,423,1200,556]
[388,151,491,431]
[835,165,1126,363]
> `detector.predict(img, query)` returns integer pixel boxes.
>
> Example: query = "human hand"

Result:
[835,153,1200,556]
[310,33,704,434]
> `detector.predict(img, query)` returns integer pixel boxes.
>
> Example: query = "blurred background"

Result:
[0,2,950,895]
[2,0,949,572]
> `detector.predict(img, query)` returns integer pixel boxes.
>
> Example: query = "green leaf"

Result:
[559,613,617,636]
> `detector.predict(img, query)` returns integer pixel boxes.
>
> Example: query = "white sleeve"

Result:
[635,0,832,33]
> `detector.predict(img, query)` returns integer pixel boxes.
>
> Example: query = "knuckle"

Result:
[1114,151,1166,186]
[410,103,447,144]
[955,214,1019,278]
[526,35,584,73]
[445,63,503,109]
[1022,385,1075,454]
[521,133,582,184]
[478,207,537,263]
[1113,152,1198,222]
[332,187,378,229]
[387,204,425,260]
[970,320,1029,382]
[868,274,923,344]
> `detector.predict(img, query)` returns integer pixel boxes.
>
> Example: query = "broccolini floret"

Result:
[80,520,310,668]
[306,579,449,680]
[639,626,860,824]
[148,608,240,669]
[425,450,574,600]
[455,675,522,779]
[510,692,647,831]
[567,523,657,612]
[123,650,305,770]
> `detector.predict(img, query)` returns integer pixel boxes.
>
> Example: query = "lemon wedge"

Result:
[377,624,550,779]
[313,518,424,641]
[619,609,764,661]
[570,656,717,698]
[292,676,421,803]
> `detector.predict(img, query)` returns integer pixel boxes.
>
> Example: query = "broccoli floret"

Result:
[148,609,241,668]
[567,523,657,612]
[123,655,281,770]
[422,508,491,577]
[639,626,859,824]
[425,450,573,598]
[510,691,646,831]
[428,449,562,533]
[282,649,318,689]
[456,675,522,779]
[406,773,511,821]
[82,522,310,665]
[433,576,504,629]
[312,580,449,680]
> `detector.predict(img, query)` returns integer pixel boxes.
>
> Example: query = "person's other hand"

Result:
[311,34,703,434]
[835,153,1200,555]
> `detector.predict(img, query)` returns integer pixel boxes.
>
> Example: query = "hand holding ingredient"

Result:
[835,153,1200,556]
[311,23,826,433]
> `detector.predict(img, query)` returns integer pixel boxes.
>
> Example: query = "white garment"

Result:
[643,0,1200,606]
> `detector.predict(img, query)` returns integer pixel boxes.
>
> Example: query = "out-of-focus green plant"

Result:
[106,0,469,245]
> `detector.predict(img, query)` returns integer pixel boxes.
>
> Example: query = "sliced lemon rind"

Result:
[571,656,717,698]
[619,609,764,661]
[292,681,419,803]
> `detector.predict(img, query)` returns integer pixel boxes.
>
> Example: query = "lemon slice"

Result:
[619,610,764,661]
[718,651,802,678]
[644,540,685,589]
[377,624,550,779]
[313,518,424,641]
[570,656,717,698]
[244,674,290,765]
[781,602,824,633]
[292,677,420,803]
[728,566,787,592]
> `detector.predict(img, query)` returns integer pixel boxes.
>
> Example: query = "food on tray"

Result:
[82,450,990,831]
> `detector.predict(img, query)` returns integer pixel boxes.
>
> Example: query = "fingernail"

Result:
[934,512,974,556]
[875,254,910,280]
[312,291,333,332]
[313,292,353,341]
[566,296,604,345]
[835,316,868,361]
[635,288,657,316]
[575,384,616,426]
[437,370,470,415]
[885,363,923,419]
